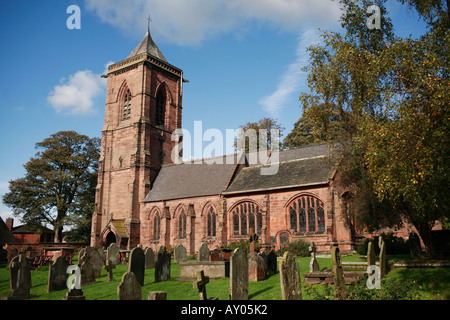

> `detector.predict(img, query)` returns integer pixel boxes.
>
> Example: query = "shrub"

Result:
[277,239,310,257]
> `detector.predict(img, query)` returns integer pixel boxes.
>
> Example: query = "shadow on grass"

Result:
[248,286,274,300]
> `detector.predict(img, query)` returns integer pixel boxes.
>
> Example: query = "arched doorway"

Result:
[105,231,117,247]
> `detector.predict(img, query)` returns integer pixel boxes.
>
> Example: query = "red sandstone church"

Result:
[90,27,367,254]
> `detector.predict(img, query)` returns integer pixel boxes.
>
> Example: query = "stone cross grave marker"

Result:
[63,265,85,300]
[309,241,320,272]
[198,242,210,261]
[117,271,142,300]
[174,244,187,264]
[7,253,34,300]
[229,248,248,300]
[128,246,145,286]
[248,228,259,253]
[155,246,171,282]
[48,256,70,292]
[331,246,346,299]
[145,247,155,269]
[193,270,210,300]
[279,251,302,300]
[379,237,387,277]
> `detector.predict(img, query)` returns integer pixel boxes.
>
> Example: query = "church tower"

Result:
[91,24,184,249]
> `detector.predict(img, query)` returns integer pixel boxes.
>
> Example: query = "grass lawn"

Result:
[0,254,448,300]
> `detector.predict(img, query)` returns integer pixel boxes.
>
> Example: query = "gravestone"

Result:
[63,265,85,300]
[367,241,376,267]
[407,232,422,257]
[128,247,145,286]
[229,248,248,300]
[198,242,210,261]
[267,250,277,275]
[117,272,142,300]
[148,291,167,300]
[174,244,187,264]
[79,249,97,286]
[7,253,34,300]
[155,246,171,282]
[107,243,120,266]
[331,246,346,299]
[309,242,320,272]
[279,251,302,300]
[193,270,215,300]
[379,237,387,277]
[48,256,70,292]
[90,249,103,278]
[145,247,155,269]
[105,243,120,281]
[248,229,259,253]
[248,252,266,282]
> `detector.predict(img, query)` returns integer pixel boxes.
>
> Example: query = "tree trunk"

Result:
[54,226,64,243]
[415,222,436,257]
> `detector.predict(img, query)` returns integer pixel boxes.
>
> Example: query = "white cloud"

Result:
[259,28,322,118]
[85,0,341,45]
[47,69,106,115]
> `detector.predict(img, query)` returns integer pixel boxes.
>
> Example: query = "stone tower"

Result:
[91,25,184,249]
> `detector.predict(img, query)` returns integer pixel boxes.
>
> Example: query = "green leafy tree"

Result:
[233,117,284,152]
[2,131,100,243]
[298,0,449,254]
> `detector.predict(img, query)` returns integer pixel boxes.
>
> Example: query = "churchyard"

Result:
[0,244,449,300]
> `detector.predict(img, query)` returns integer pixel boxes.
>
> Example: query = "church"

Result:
[90,26,356,254]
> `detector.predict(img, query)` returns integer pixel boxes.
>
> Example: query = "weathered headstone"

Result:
[80,249,96,286]
[367,241,376,267]
[198,242,210,261]
[105,243,120,281]
[148,291,167,300]
[229,248,248,300]
[128,247,145,286]
[63,265,85,300]
[279,251,302,300]
[117,272,142,300]
[407,232,422,257]
[379,237,387,277]
[107,243,120,266]
[309,241,320,272]
[331,246,346,299]
[155,246,171,282]
[267,250,277,275]
[7,253,34,300]
[90,249,103,278]
[144,247,155,269]
[48,256,70,292]
[174,244,187,264]
[248,252,266,282]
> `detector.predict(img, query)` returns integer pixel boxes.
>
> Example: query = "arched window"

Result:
[178,209,186,239]
[207,206,216,237]
[153,212,160,240]
[288,195,325,234]
[123,89,131,120]
[231,202,262,236]
[155,86,166,126]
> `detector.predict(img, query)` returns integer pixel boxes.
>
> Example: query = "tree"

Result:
[2,131,100,243]
[233,117,284,152]
[297,0,449,254]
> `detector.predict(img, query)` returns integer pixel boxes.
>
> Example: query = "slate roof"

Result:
[0,217,18,245]
[127,27,167,62]
[223,156,335,194]
[144,144,337,201]
[144,155,239,202]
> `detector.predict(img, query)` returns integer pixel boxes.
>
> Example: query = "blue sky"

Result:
[0,0,427,223]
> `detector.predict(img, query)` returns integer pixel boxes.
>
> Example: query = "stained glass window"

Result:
[288,195,325,234]
[231,202,262,236]
[178,209,186,238]
[153,212,160,240]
